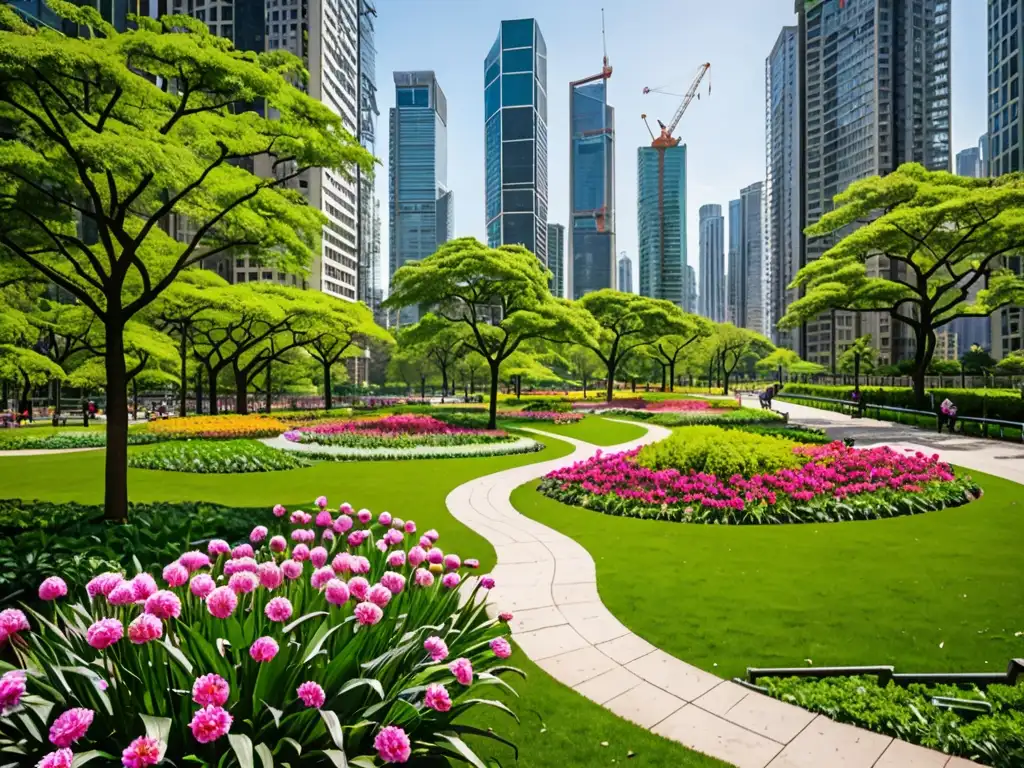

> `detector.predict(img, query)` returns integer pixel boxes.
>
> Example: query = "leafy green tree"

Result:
[709,325,774,395]
[961,344,996,374]
[927,358,961,375]
[385,238,597,428]
[837,335,879,376]
[398,316,468,401]
[564,345,602,398]
[779,163,1024,406]
[996,352,1024,376]
[650,316,713,391]
[0,7,372,519]
[454,350,488,397]
[577,290,700,402]
[0,345,64,416]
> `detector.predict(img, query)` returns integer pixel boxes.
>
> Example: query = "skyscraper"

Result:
[989,0,1023,357]
[637,145,686,308]
[697,204,725,322]
[485,19,549,268]
[795,0,952,367]
[685,265,697,318]
[547,223,566,298]
[956,148,983,178]
[568,56,615,299]
[766,25,800,347]
[389,71,453,325]
[740,182,765,335]
[358,1,382,313]
[617,253,633,294]
[726,199,742,324]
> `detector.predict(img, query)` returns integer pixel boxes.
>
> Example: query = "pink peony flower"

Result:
[86,572,123,599]
[490,637,512,659]
[127,614,162,645]
[403,520,416,534]
[257,562,283,590]
[322,530,334,545]
[265,597,293,623]
[107,582,136,606]
[464,558,480,569]
[189,573,215,598]
[331,552,352,574]
[315,495,328,509]
[339,502,353,514]
[350,555,371,575]
[354,602,383,626]
[144,590,182,620]
[273,504,286,517]
[333,514,354,533]
[311,566,335,590]
[224,556,258,575]
[424,529,439,543]
[192,674,230,707]
[498,611,513,622]
[367,584,392,607]
[292,543,310,562]
[281,559,303,580]
[37,748,73,768]
[378,511,393,527]
[387,551,406,568]
[380,572,406,594]
[419,535,432,549]
[189,705,232,744]
[1,608,30,637]
[357,509,372,525]
[449,657,473,686]
[269,535,287,553]
[162,562,188,588]
[206,587,238,619]
[249,636,279,662]
[231,543,254,559]
[347,530,369,548]
[178,551,210,572]
[228,572,258,595]
[424,683,452,712]
[325,579,350,606]
[407,546,427,567]
[38,577,67,602]
[347,576,369,601]
[207,539,230,556]
[310,546,329,568]
[413,568,434,588]
[131,573,158,601]
[374,725,411,764]
[0,670,26,713]
[376,540,388,553]
[441,573,461,590]
[426,548,444,566]
[480,576,495,590]
[297,681,326,709]
[86,618,123,650]
[424,636,448,662]
[290,510,312,525]
[384,529,404,546]
[250,526,268,543]
[315,510,333,527]
[120,735,162,768]
[443,554,460,572]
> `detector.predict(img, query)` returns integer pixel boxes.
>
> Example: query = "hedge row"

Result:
[779,383,1024,421]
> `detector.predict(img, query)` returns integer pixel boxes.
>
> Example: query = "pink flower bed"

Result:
[539,442,980,525]
[573,398,719,412]
[283,414,509,446]
[509,411,583,424]
[298,414,487,436]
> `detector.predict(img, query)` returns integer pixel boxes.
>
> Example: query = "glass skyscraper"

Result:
[637,145,686,309]
[568,63,615,299]
[741,182,765,336]
[547,223,566,298]
[726,199,742,324]
[389,71,453,325]
[485,19,549,268]
[617,253,632,294]
[698,204,725,322]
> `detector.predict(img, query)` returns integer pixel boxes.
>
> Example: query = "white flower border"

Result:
[260,434,543,461]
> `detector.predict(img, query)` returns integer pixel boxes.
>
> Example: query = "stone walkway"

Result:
[445,419,982,768]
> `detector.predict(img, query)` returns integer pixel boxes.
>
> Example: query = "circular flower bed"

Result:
[539,430,981,525]
[0,499,520,767]
[128,440,309,473]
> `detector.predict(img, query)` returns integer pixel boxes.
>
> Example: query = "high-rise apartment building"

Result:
[685,265,697,317]
[766,25,800,347]
[637,145,686,308]
[547,223,566,298]
[617,253,633,294]
[485,19,549,268]
[795,0,951,367]
[568,56,615,299]
[740,182,766,335]
[697,204,725,322]
[726,199,742,324]
[989,0,1024,357]
[357,1,381,313]
[389,71,453,326]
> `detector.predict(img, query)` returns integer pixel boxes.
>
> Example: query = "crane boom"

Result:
[665,63,710,137]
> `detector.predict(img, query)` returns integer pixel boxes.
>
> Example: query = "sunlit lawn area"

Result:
[506,415,649,446]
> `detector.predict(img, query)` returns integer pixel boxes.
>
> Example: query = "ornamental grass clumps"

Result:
[539,428,981,525]
[284,414,515,449]
[128,440,309,474]
[0,498,519,767]
[145,415,288,441]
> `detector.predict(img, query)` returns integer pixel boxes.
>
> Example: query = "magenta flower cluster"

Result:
[286,414,506,440]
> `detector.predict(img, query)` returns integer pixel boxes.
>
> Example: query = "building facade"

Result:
[685,265,697,317]
[766,25,800,347]
[637,145,686,308]
[485,19,549,268]
[568,61,615,299]
[795,0,952,368]
[617,253,633,294]
[989,0,1024,357]
[740,182,766,335]
[726,198,742,325]
[357,1,381,313]
[697,203,725,322]
[389,71,453,326]
[950,142,992,354]
[547,223,566,298]
[956,147,983,178]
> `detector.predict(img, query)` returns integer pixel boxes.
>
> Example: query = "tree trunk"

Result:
[469,371,475,394]
[605,364,615,402]
[487,361,500,430]
[132,378,138,420]
[207,369,219,415]
[441,369,448,403]
[179,328,188,418]
[265,360,272,414]
[234,368,249,415]
[19,375,32,419]
[195,369,203,415]
[911,327,935,408]
[661,366,666,392]
[582,372,587,399]
[54,379,62,417]
[854,353,861,394]
[104,320,130,522]
[722,354,731,395]
[420,375,426,401]
[631,377,636,393]
[323,362,333,410]
[668,360,676,391]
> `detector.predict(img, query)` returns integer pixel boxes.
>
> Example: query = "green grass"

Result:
[512,416,648,446]
[512,468,1024,681]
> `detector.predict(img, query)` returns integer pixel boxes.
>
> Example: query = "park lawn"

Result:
[512,468,1024,681]
[514,416,648,446]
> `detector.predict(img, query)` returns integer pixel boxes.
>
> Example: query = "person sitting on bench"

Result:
[939,398,958,433]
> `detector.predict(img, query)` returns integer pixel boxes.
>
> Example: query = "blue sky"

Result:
[373,0,987,292]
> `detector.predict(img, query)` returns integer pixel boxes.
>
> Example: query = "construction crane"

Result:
[641,62,711,147]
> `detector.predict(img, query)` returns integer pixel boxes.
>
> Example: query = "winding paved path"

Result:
[446,418,982,768]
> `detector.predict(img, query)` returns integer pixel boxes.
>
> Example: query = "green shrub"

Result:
[635,426,803,477]
[520,399,573,412]
[759,675,1024,767]
[725,424,832,444]
[0,499,102,536]
[646,407,785,427]
[0,431,164,450]
[127,439,309,473]
[780,383,1024,421]
[431,410,492,429]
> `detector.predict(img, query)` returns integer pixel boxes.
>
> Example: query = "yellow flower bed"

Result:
[144,414,287,440]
